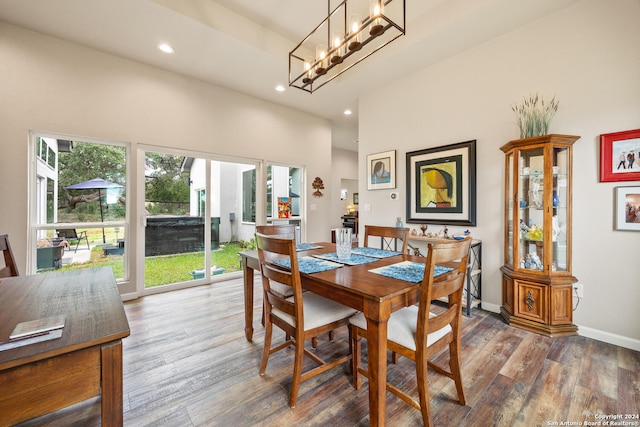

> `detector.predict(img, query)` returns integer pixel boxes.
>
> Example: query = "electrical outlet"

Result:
[573,283,584,299]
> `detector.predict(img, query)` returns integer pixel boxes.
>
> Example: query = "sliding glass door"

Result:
[142,149,258,291]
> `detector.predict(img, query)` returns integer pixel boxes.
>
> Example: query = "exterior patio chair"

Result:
[57,229,90,253]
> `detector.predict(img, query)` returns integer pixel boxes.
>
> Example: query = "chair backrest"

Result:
[57,229,79,240]
[256,224,297,239]
[0,234,19,277]
[363,225,410,254]
[417,238,472,350]
[255,232,304,327]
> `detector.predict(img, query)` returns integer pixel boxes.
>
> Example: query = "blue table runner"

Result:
[313,252,379,266]
[296,243,323,251]
[369,261,453,283]
[351,247,401,258]
[273,256,343,274]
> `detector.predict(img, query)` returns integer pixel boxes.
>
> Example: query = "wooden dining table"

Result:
[0,267,130,426]
[239,242,427,427]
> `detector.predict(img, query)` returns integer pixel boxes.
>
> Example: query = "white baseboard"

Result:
[480,301,640,351]
[480,301,501,313]
[576,325,640,352]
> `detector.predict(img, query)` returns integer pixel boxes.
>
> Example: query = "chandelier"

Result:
[289,0,405,93]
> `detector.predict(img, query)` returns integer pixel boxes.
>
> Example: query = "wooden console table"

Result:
[408,236,482,316]
[0,267,130,426]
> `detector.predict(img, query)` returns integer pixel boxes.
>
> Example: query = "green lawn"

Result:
[58,241,251,288]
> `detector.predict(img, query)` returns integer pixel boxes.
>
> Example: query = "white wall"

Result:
[358,0,640,348]
[0,22,333,296]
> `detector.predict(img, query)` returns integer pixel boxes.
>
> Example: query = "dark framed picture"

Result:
[406,140,476,226]
[600,129,640,182]
[353,193,359,205]
[615,186,640,231]
[367,150,396,190]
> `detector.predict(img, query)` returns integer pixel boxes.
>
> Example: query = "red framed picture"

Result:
[600,129,640,182]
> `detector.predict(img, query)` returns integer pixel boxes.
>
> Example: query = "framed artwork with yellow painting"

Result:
[406,140,476,226]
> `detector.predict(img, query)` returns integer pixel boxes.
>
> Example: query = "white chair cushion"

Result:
[350,306,451,351]
[273,292,358,332]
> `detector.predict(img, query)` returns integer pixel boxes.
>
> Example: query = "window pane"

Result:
[56,141,126,225]
[47,146,56,168]
[242,169,255,222]
[32,135,128,277]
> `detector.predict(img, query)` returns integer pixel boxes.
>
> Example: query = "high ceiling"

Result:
[0,0,580,151]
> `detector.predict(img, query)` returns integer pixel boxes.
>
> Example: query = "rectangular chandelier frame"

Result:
[289,0,405,93]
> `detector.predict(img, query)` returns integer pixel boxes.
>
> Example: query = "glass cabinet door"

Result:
[552,146,569,272]
[506,152,514,267]
[518,146,545,272]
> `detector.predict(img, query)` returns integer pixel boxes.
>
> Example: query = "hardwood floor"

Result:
[18,276,639,426]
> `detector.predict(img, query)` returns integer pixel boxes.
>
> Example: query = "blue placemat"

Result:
[369,261,453,283]
[351,247,401,258]
[296,243,323,251]
[273,256,343,274]
[313,252,379,266]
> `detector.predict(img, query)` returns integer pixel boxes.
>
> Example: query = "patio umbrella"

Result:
[65,178,124,243]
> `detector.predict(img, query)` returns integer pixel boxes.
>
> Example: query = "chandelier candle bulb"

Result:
[331,31,344,63]
[315,44,328,75]
[348,13,362,51]
[369,1,384,36]
[303,56,313,84]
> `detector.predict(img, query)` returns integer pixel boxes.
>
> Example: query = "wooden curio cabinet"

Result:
[500,134,579,337]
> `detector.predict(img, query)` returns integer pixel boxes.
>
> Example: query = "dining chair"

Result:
[255,225,297,302]
[363,225,410,254]
[255,232,358,408]
[0,234,19,278]
[350,237,472,426]
[57,229,90,253]
[257,224,335,347]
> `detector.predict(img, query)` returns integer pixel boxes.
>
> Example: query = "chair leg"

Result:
[350,325,362,390]
[415,354,433,427]
[259,317,273,376]
[449,340,466,405]
[289,333,305,408]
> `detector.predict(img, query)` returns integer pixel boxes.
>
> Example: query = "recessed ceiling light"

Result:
[275,85,285,92]
[158,43,175,54]
[344,109,352,115]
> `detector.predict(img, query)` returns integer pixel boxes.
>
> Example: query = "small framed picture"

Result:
[367,150,396,190]
[600,129,640,182]
[615,186,640,231]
